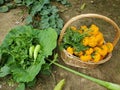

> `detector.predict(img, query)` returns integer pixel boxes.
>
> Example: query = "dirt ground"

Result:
[0,0,120,90]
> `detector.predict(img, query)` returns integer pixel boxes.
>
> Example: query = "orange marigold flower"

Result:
[80,54,92,62]
[85,48,94,55]
[83,37,89,46]
[71,26,77,31]
[105,42,113,53]
[66,47,74,55]
[90,24,99,35]
[93,53,101,63]
[88,36,97,47]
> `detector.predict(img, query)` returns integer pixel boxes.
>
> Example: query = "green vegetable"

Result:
[0,25,57,89]
[54,79,65,90]
[34,45,40,61]
[29,45,35,58]
[49,59,120,90]
[62,28,88,52]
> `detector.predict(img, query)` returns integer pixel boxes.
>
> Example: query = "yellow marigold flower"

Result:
[97,38,104,46]
[88,36,97,47]
[78,30,83,34]
[93,53,101,63]
[66,47,74,55]
[80,54,92,62]
[74,51,79,56]
[95,32,104,40]
[105,42,113,53]
[85,48,93,55]
[71,26,77,31]
[94,47,102,55]
[83,37,89,46]
[81,25,88,30]
[100,45,108,57]
[90,24,99,35]
[95,32,104,44]
[78,51,83,56]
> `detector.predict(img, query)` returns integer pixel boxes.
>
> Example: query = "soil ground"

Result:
[0,0,120,90]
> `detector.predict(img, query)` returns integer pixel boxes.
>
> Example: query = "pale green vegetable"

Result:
[54,79,65,90]
[29,45,35,58]
[34,45,41,61]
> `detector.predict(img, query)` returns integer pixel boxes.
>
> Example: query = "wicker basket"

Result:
[58,14,120,69]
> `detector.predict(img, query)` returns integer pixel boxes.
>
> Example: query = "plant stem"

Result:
[49,60,120,90]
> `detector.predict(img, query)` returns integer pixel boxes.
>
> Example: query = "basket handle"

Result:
[58,14,120,47]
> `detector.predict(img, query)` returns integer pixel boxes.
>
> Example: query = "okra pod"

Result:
[34,45,41,60]
[29,45,35,58]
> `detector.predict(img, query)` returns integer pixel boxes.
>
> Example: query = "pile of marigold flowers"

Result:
[65,24,113,63]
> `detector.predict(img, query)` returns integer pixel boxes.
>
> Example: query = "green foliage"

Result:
[0,26,57,89]
[0,0,69,34]
[0,0,4,5]
[0,6,9,12]
[14,0,22,4]
[62,28,88,52]
[55,0,70,6]
[16,83,25,90]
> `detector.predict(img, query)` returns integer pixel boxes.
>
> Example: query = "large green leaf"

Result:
[0,65,10,77]
[38,28,57,57]
[0,6,9,13]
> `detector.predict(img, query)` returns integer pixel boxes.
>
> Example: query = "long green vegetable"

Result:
[48,59,120,90]
[54,79,65,90]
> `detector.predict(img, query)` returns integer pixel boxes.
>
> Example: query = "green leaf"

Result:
[0,0,4,5]
[26,78,36,87]
[0,65,10,77]
[25,15,33,24]
[14,0,22,4]
[11,57,45,82]
[0,6,9,13]
[6,3,15,9]
[16,83,25,90]
[23,0,34,6]
[30,0,49,16]
[38,28,57,57]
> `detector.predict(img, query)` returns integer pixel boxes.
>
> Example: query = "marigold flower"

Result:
[93,53,101,63]
[80,54,92,62]
[71,26,77,31]
[66,47,74,55]
[85,48,93,55]
[105,42,113,53]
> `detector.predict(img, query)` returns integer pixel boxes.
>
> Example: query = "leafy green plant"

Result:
[0,26,57,90]
[61,28,88,52]
[0,0,70,34]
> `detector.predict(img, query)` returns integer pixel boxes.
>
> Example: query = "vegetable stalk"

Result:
[49,60,120,90]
